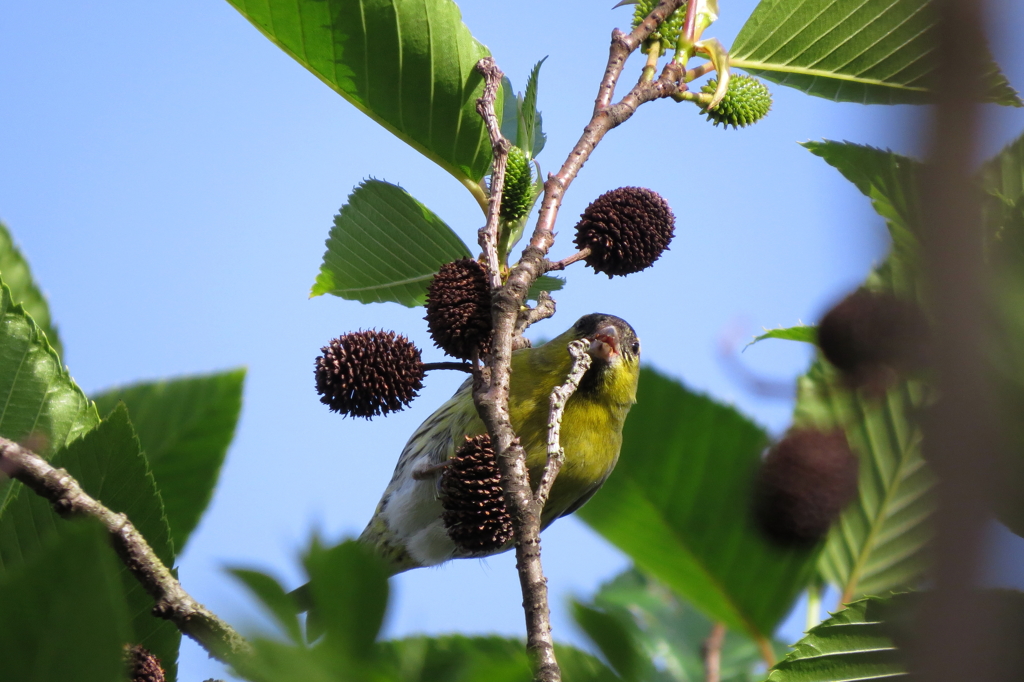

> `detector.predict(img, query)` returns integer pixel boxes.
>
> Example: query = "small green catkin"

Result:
[498,146,534,222]
[700,74,773,129]
[632,0,687,56]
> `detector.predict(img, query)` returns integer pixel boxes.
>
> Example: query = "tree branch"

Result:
[536,340,592,510]
[470,6,685,679]
[0,437,251,664]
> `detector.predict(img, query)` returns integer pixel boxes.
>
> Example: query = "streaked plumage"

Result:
[360,313,641,574]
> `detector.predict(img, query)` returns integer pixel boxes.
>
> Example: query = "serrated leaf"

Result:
[0,278,99,511]
[0,521,131,682]
[311,180,472,307]
[0,220,62,358]
[579,568,784,682]
[796,144,935,602]
[578,367,820,643]
[766,593,912,681]
[519,57,547,159]
[731,0,1021,106]
[0,405,181,680]
[528,274,565,300]
[92,368,246,552]
[225,0,499,184]
[747,325,817,349]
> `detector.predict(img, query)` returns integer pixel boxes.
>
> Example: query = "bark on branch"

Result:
[0,437,251,664]
[469,6,686,680]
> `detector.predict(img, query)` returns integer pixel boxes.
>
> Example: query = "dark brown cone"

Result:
[817,289,928,390]
[573,186,675,277]
[424,258,493,360]
[314,330,424,419]
[440,434,513,554]
[753,428,859,546]
[125,645,165,682]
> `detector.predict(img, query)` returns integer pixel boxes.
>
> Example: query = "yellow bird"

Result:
[361,313,641,574]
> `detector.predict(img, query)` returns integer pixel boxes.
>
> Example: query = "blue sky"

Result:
[4,1,1024,679]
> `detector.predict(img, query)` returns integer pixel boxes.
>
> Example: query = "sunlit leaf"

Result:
[92,369,246,552]
[225,0,499,184]
[732,0,1021,106]
[0,278,98,510]
[747,325,817,349]
[311,180,472,307]
[0,220,62,358]
[0,406,180,680]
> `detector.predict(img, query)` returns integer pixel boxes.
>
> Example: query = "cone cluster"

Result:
[424,258,493,360]
[817,289,928,389]
[315,330,424,419]
[125,645,165,682]
[753,428,859,546]
[440,434,513,554]
[574,186,675,277]
[497,145,535,222]
[701,75,772,128]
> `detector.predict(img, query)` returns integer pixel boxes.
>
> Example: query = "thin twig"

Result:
[536,340,592,510]
[422,362,473,373]
[0,437,251,663]
[475,57,509,291]
[514,291,557,346]
[702,623,726,682]
[548,248,591,271]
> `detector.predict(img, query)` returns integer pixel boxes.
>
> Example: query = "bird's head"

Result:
[566,313,641,403]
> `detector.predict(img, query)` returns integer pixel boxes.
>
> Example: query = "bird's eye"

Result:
[631,341,640,355]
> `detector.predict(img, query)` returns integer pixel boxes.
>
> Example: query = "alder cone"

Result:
[125,645,165,682]
[817,289,928,388]
[314,330,424,419]
[753,428,859,546]
[424,258,493,360]
[574,186,675,277]
[440,434,513,554]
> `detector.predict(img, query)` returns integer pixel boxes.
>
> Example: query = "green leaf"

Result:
[0,521,131,682]
[311,180,472,307]
[0,278,98,510]
[797,141,935,602]
[579,568,783,682]
[0,220,62,358]
[380,635,532,682]
[577,367,820,643]
[766,592,915,681]
[528,274,565,300]
[0,405,180,680]
[304,539,390,662]
[731,0,1021,106]
[225,0,499,185]
[230,568,304,645]
[92,368,246,552]
[572,601,643,682]
[519,58,547,159]
[980,134,1024,537]
[747,325,817,349]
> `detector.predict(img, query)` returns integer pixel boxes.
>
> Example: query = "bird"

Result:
[360,312,641,574]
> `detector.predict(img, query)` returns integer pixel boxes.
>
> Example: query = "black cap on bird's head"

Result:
[573,313,640,364]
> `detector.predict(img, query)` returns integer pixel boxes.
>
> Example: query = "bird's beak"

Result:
[588,325,620,362]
